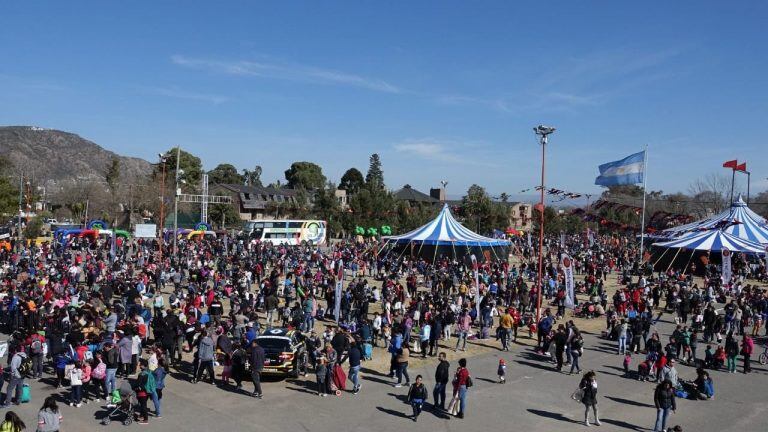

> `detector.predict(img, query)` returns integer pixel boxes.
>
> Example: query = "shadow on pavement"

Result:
[600,417,647,431]
[376,406,411,419]
[515,360,555,372]
[604,395,654,408]
[526,408,580,424]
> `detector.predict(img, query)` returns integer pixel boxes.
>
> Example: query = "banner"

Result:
[559,232,565,248]
[334,259,343,322]
[471,254,480,318]
[527,231,532,249]
[561,253,575,308]
[721,248,732,286]
[134,224,157,238]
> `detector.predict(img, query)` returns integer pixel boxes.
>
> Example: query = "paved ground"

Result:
[4,306,767,432]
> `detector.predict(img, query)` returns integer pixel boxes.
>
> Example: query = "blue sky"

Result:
[1,1,766,200]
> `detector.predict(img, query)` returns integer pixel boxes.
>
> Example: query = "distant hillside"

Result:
[0,126,152,184]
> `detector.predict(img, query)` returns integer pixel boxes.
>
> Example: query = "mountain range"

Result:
[0,126,152,185]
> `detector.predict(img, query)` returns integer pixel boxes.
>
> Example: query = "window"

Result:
[288,222,303,228]
[266,233,287,239]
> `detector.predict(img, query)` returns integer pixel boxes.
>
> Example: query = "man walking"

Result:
[433,352,450,411]
[249,339,265,398]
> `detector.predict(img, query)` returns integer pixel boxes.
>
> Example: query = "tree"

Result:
[0,157,19,222]
[688,173,730,216]
[339,168,365,193]
[105,157,120,194]
[312,182,343,235]
[208,163,244,185]
[156,147,204,188]
[104,157,121,225]
[284,162,326,190]
[365,154,385,190]
[600,185,644,198]
[242,166,263,187]
[208,192,240,229]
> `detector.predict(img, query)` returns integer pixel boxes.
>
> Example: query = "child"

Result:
[637,360,650,381]
[623,353,632,376]
[69,362,84,407]
[406,375,428,422]
[498,359,506,384]
[315,356,328,397]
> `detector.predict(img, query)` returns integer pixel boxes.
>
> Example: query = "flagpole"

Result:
[639,145,648,261]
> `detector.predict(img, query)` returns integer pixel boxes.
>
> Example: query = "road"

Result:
[3,309,766,432]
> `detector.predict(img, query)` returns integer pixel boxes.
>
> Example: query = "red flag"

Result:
[722,160,738,169]
[736,162,747,172]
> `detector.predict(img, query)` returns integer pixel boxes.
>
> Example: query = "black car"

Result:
[252,328,308,378]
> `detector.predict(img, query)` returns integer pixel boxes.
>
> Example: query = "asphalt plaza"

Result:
[2,310,766,432]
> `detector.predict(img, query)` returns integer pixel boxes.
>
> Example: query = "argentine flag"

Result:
[594,150,645,186]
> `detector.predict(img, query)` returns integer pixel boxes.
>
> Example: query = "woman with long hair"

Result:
[36,397,62,432]
[0,411,26,432]
[578,371,600,426]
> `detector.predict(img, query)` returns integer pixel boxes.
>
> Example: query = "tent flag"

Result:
[334,259,343,322]
[735,162,747,172]
[471,254,480,318]
[594,151,645,186]
[722,248,732,285]
[561,253,575,309]
[722,159,738,169]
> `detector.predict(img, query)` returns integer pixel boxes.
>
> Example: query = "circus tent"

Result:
[381,204,510,262]
[652,230,766,254]
[653,195,768,245]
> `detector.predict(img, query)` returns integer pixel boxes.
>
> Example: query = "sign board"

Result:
[134,224,157,238]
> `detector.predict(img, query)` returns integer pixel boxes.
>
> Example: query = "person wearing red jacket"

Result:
[741,335,754,373]
[452,358,471,419]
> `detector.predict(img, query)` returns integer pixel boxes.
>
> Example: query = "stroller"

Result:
[101,382,136,426]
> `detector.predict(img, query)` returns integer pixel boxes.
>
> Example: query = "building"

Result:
[505,202,533,232]
[335,189,349,210]
[211,184,304,221]
[393,185,439,204]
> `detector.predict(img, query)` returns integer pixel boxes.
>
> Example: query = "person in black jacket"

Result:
[407,375,428,421]
[248,339,265,398]
[579,371,600,426]
[433,353,450,410]
[653,380,676,432]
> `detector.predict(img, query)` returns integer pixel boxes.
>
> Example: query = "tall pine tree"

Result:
[365,154,384,190]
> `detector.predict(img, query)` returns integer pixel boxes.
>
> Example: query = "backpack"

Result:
[17,354,32,376]
[30,340,43,355]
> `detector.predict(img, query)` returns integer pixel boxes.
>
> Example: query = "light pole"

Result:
[172,146,181,257]
[158,154,168,261]
[440,180,448,203]
[533,124,555,322]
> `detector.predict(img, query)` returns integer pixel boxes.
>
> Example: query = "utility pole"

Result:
[17,172,23,250]
[172,146,181,257]
[533,124,556,322]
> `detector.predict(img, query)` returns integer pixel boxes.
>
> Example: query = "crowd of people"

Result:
[0,226,761,431]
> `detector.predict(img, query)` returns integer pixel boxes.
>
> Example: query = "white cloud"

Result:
[171,55,401,94]
[143,86,230,105]
[394,138,497,167]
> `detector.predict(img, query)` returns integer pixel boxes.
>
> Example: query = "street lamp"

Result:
[157,153,168,261]
[440,180,448,202]
[533,124,555,323]
[172,146,182,257]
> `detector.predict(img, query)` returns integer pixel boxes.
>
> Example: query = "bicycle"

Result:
[758,345,768,365]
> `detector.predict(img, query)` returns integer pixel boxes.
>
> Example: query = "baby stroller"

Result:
[101,383,136,426]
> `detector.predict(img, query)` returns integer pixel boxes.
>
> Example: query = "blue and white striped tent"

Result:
[653,229,766,254]
[383,204,510,247]
[655,196,768,245]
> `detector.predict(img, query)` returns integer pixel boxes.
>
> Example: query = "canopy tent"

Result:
[653,195,768,244]
[381,204,510,262]
[653,229,766,253]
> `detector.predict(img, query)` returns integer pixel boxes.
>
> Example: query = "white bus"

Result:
[243,220,327,245]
